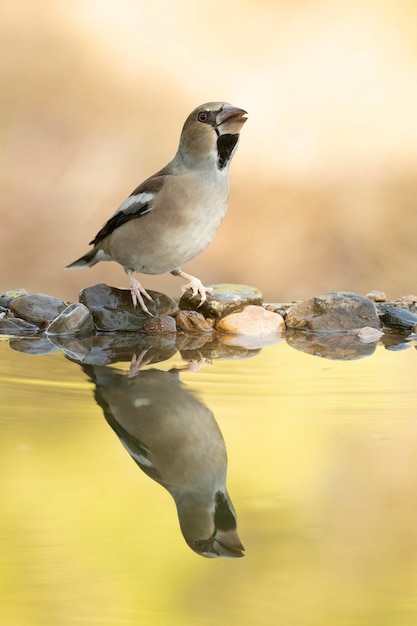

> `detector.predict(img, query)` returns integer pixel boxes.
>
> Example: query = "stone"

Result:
[179,284,263,320]
[0,317,39,335]
[140,315,177,334]
[0,288,28,308]
[175,310,213,334]
[398,294,417,304]
[46,303,95,336]
[378,305,417,332]
[216,305,285,335]
[366,290,387,302]
[79,284,178,331]
[264,303,296,318]
[10,293,67,324]
[285,292,380,331]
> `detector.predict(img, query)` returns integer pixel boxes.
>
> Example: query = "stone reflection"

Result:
[285,329,379,360]
[80,358,244,558]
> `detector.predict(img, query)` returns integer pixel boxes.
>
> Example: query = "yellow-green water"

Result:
[1,336,417,626]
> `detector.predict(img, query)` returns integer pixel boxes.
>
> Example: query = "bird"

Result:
[80,361,245,558]
[66,102,248,314]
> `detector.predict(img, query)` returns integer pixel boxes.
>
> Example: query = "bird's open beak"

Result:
[213,528,245,558]
[216,105,248,135]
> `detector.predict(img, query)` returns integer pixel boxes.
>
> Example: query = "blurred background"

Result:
[1,0,417,304]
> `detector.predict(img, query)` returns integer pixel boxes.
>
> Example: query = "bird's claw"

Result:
[128,349,153,378]
[128,274,154,315]
[186,358,212,372]
[181,278,213,307]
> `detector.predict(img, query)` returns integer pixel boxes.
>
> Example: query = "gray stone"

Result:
[140,315,177,334]
[175,310,213,334]
[179,284,263,320]
[79,284,179,331]
[46,303,95,336]
[286,292,380,331]
[398,294,417,304]
[264,302,296,318]
[0,289,28,308]
[10,293,67,324]
[378,305,417,331]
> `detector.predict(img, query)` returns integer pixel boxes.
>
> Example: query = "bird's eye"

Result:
[197,111,209,123]
[195,540,207,551]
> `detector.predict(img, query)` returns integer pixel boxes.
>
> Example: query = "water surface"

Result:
[1,334,417,626]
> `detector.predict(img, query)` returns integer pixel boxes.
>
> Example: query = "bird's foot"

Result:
[128,349,153,378]
[172,269,213,307]
[127,270,154,314]
[185,358,212,372]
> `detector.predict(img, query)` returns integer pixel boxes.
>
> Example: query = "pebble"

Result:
[0,288,28,308]
[216,305,285,335]
[175,310,213,334]
[366,290,387,302]
[140,315,177,334]
[179,284,263,320]
[2,286,416,354]
[398,294,417,304]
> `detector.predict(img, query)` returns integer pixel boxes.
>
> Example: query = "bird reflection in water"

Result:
[81,357,244,558]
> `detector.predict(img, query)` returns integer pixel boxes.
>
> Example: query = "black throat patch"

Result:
[217,134,239,170]
[214,491,237,530]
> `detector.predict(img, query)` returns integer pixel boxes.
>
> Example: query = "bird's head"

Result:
[176,489,245,558]
[178,102,248,170]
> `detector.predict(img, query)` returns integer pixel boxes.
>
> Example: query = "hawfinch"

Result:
[81,363,244,558]
[67,102,248,313]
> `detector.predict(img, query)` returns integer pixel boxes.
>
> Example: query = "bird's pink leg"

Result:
[126,269,154,314]
[128,349,153,378]
[171,268,213,306]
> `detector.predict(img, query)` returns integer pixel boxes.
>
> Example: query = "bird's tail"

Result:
[66,248,102,269]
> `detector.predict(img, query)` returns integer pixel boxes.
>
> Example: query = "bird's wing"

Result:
[89,172,169,246]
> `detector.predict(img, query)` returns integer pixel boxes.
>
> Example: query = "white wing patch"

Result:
[117,192,155,215]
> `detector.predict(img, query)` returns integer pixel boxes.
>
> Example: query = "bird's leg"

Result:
[183,357,212,372]
[171,268,213,307]
[128,349,153,378]
[126,269,154,314]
